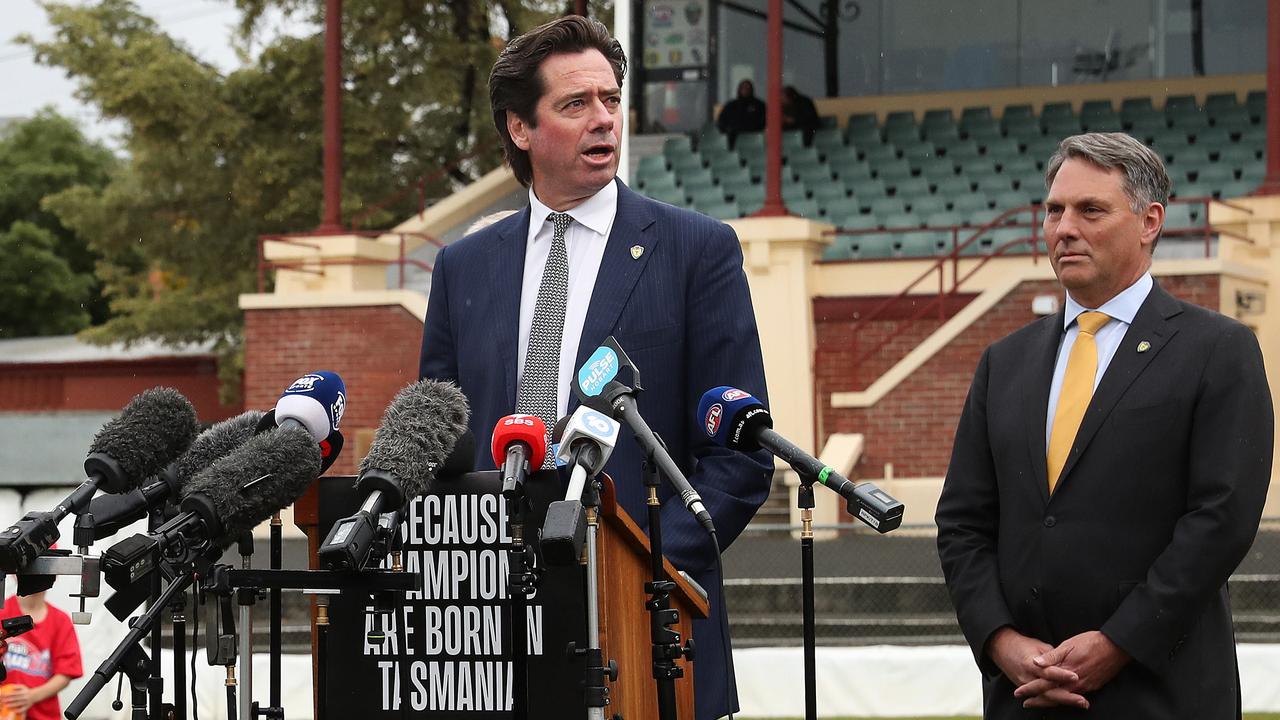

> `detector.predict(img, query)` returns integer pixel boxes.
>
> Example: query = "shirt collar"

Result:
[526,179,618,241]
[1063,271,1154,330]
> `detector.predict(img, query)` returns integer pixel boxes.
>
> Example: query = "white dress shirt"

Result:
[1045,272,1154,447]
[518,181,618,419]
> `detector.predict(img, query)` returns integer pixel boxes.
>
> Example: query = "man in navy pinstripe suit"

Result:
[418,15,773,720]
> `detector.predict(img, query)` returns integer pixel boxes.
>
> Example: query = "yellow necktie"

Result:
[1047,311,1111,493]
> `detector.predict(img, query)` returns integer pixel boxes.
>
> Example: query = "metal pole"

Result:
[755,0,788,216]
[799,485,817,720]
[1256,0,1280,194]
[318,0,344,232]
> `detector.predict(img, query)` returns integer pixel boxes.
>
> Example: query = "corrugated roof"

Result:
[0,335,216,364]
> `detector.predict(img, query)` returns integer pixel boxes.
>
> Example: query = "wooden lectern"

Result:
[294,471,708,719]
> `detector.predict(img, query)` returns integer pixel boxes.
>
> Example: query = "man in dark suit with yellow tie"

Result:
[936,132,1273,718]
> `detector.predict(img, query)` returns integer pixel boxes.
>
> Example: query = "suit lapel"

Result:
[1052,282,1182,494]
[490,206,532,412]
[1024,311,1065,507]
[572,181,659,390]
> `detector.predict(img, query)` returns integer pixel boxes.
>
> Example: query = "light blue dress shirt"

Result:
[1045,272,1154,448]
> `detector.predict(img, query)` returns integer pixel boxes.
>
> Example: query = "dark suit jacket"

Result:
[419,178,774,720]
[936,281,1273,719]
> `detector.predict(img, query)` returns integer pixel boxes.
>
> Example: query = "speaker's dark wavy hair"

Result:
[489,15,627,187]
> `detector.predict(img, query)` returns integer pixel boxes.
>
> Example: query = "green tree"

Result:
[23,0,608,400]
[0,109,117,328]
[0,221,93,338]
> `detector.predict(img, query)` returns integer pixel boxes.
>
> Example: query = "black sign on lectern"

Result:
[319,470,588,718]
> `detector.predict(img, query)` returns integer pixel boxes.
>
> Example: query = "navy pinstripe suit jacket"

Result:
[419,178,774,719]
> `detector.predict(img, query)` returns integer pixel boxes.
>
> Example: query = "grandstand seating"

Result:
[632,91,1266,260]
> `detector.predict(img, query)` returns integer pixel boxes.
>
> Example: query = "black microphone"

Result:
[77,410,267,542]
[575,337,716,535]
[698,386,904,533]
[0,387,199,572]
[318,379,470,569]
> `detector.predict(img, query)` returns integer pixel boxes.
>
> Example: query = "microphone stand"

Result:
[505,477,539,720]
[237,532,256,720]
[145,508,167,720]
[642,453,692,720]
[797,481,818,720]
[261,511,285,720]
[567,469,618,720]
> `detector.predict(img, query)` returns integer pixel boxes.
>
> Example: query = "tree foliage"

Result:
[23,0,616,399]
[0,109,116,330]
[0,221,93,338]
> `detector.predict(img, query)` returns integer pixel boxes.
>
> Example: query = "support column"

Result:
[1257,0,1280,194]
[756,0,787,217]
[319,0,343,232]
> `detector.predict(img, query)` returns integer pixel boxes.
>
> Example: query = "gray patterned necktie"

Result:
[516,212,572,466]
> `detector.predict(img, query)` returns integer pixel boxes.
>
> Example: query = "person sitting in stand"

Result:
[782,85,821,146]
[716,79,766,149]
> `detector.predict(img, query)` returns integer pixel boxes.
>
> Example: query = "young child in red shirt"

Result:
[0,591,83,720]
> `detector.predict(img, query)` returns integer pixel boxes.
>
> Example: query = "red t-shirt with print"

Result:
[0,596,83,720]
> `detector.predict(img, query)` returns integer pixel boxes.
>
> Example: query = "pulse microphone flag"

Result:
[0,387,199,572]
[255,370,346,473]
[541,406,621,565]
[698,386,905,533]
[491,414,547,500]
[574,336,716,535]
[318,379,470,569]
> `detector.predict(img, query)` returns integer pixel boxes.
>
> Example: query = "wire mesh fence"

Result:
[722,522,1280,648]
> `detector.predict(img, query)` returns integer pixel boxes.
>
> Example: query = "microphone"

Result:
[0,387,199,572]
[490,414,547,500]
[318,380,470,569]
[575,337,716,536]
[256,371,347,473]
[541,407,621,566]
[697,386,905,533]
[77,410,267,542]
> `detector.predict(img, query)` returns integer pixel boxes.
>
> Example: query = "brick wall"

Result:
[816,274,1221,479]
[0,358,239,421]
[243,305,423,476]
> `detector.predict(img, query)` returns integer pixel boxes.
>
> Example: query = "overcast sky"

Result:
[4,0,311,145]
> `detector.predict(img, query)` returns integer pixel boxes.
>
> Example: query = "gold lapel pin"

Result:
[630,245,644,259]
[1137,341,1151,353]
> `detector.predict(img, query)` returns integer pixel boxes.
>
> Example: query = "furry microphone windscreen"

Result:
[173,410,266,487]
[183,425,321,541]
[88,387,199,492]
[360,379,471,497]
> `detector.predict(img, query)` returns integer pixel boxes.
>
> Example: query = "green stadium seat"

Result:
[1040,102,1075,122]
[933,176,973,197]
[964,120,1002,142]
[924,210,965,228]
[737,132,765,154]
[924,124,962,144]
[811,182,850,204]
[1168,146,1211,167]
[987,227,1034,254]
[960,106,993,128]
[639,171,679,192]
[1083,113,1122,132]
[670,152,705,174]
[1212,106,1254,131]
[960,157,1001,176]
[952,194,991,214]
[1205,93,1239,113]
[976,175,1015,194]
[1164,95,1199,115]
[911,195,949,215]
[894,177,931,197]
[1172,179,1212,199]
[782,130,807,150]
[834,161,873,183]
[663,135,694,157]
[853,232,897,259]
[1171,112,1211,133]
[984,138,1022,157]
[1002,104,1035,123]
[688,184,726,205]
[948,142,984,163]
[782,182,809,203]
[923,108,955,125]
[709,156,746,179]
[885,125,921,146]
[877,159,914,181]
[637,154,668,173]
[862,144,899,164]
[682,174,718,194]
[869,197,909,219]
[883,212,920,229]
[699,131,730,154]
[1194,164,1236,185]
[1195,128,1234,150]
[787,144,821,163]
[837,212,878,230]
[1164,203,1199,230]
[846,119,881,144]
[1081,99,1113,116]
[885,110,916,129]
[1043,117,1083,138]
[899,142,937,164]
[1221,179,1259,198]
[721,176,756,200]
[1246,91,1266,120]
[646,185,687,206]
[795,166,835,187]
[814,127,844,151]
[897,231,945,257]
[1004,117,1043,141]
[1219,145,1261,169]
[787,198,823,219]
[848,176,887,198]
[821,235,857,261]
[1121,97,1156,121]
[680,164,715,184]
[699,201,741,221]
[1001,155,1038,174]
[735,183,765,205]
[919,158,959,180]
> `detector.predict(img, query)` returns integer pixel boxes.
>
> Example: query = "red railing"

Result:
[824,197,1219,383]
[255,230,444,293]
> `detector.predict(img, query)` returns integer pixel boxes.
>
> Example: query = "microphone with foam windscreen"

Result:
[78,410,267,542]
[0,387,199,572]
[491,414,547,501]
[541,407,621,566]
[318,379,470,569]
[697,386,904,533]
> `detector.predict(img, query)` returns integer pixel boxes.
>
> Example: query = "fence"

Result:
[722,522,1280,648]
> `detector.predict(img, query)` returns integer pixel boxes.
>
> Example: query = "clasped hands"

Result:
[987,627,1131,709]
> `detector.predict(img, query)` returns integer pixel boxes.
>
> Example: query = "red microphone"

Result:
[491,414,548,499]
